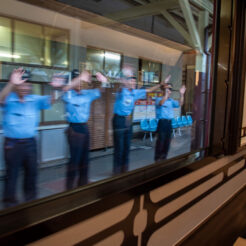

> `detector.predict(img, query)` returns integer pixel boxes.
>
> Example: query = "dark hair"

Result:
[166,82,173,88]
[22,70,31,81]
[71,69,80,79]
[160,82,173,92]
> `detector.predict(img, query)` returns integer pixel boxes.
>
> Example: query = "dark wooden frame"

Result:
[227,0,246,154]
[209,0,233,155]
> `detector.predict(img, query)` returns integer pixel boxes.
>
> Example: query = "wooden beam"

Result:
[160,9,193,47]
[133,0,149,4]
[190,0,213,15]
[179,0,202,52]
[104,0,179,22]
[198,10,209,50]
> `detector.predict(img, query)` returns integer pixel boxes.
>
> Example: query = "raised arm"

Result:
[159,89,169,106]
[0,68,26,104]
[63,70,91,92]
[146,83,161,93]
[146,74,171,93]
[179,85,186,106]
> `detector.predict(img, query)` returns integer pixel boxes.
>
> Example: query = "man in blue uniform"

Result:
[52,70,103,189]
[113,66,165,174]
[0,68,52,207]
[155,80,186,161]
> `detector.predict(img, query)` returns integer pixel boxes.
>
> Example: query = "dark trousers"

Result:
[3,138,37,208]
[155,119,172,161]
[113,114,132,174]
[66,123,89,189]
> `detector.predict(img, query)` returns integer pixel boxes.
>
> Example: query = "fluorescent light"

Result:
[102,52,121,61]
[0,52,20,59]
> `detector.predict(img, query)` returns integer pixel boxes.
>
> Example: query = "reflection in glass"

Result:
[141,59,161,84]
[104,51,121,78]
[86,48,104,75]
[14,20,43,65]
[0,17,12,62]
[43,84,65,122]
[44,27,69,68]
[0,0,214,210]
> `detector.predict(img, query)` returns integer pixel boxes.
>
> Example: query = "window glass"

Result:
[104,51,121,78]
[0,17,12,62]
[141,59,161,84]
[86,48,104,75]
[14,20,43,65]
[32,83,42,120]
[0,83,7,127]
[0,0,215,210]
[43,84,65,122]
[44,27,69,68]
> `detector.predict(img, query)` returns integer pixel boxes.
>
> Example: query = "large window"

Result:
[44,27,69,67]
[140,59,162,84]
[0,0,215,214]
[0,17,12,62]
[43,84,65,122]
[0,16,69,68]
[86,47,121,80]
[14,20,43,65]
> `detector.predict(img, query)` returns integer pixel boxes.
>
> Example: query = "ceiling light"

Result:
[0,52,20,59]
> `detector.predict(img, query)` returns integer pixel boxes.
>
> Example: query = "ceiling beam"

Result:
[179,0,202,52]
[198,10,209,50]
[133,0,149,4]
[104,0,179,22]
[160,9,193,47]
[190,0,213,15]
[134,0,193,48]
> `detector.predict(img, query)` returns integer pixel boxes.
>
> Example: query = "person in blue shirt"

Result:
[113,66,164,174]
[51,70,103,189]
[155,79,186,161]
[0,68,52,208]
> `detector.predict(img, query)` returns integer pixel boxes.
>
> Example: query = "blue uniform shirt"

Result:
[155,97,180,120]
[2,92,51,139]
[63,89,100,123]
[114,88,146,116]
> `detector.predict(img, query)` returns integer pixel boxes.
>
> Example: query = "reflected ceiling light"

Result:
[0,52,20,59]
[102,53,121,61]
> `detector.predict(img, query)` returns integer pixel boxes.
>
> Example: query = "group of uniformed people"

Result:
[0,66,185,208]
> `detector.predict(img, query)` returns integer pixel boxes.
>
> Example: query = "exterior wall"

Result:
[28,149,246,245]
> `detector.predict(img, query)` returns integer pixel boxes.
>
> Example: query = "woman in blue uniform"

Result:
[113,66,165,174]
[52,70,103,189]
[0,68,52,207]
[155,81,186,161]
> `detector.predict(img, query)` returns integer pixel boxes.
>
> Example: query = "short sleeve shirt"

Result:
[2,92,51,139]
[62,89,100,123]
[114,88,146,116]
[155,97,180,120]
